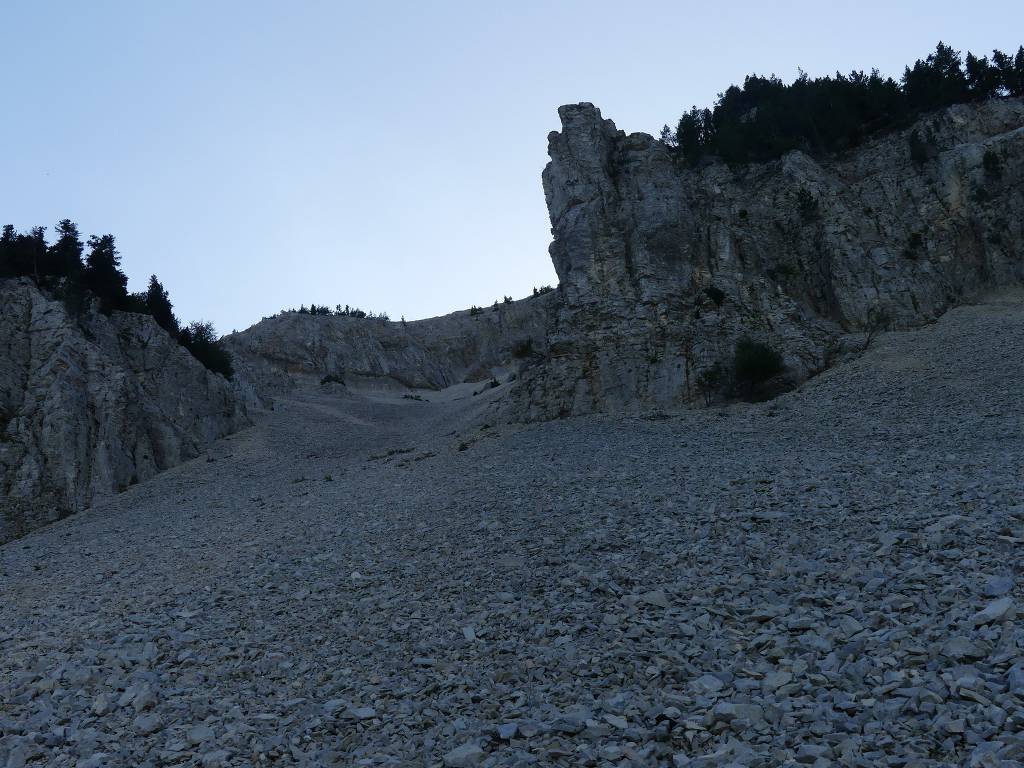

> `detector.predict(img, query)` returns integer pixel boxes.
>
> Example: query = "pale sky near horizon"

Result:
[2,1,1021,333]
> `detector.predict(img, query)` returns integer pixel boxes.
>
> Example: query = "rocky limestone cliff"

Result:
[226,294,555,399]
[516,98,1024,417]
[0,279,248,543]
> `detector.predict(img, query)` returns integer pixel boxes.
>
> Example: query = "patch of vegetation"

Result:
[288,303,389,321]
[0,220,234,378]
[695,362,727,406]
[904,231,925,259]
[179,322,234,379]
[320,374,346,386]
[767,262,800,281]
[532,285,555,297]
[511,338,534,358]
[469,305,483,316]
[860,304,892,351]
[660,42,1024,167]
[983,149,1003,180]
[795,188,819,222]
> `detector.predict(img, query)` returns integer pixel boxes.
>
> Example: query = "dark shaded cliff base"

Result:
[2,292,1022,767]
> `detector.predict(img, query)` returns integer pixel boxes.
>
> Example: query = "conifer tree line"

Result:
[284,303,390,321]
[663,42,1024,166]
[0,220,233,379]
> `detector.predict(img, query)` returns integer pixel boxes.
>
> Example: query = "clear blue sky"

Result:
[2,1,1021,332]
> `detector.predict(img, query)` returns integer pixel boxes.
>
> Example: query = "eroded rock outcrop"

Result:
[226,295,554,399]
[0,279,248,542]
[516,98,1024,417]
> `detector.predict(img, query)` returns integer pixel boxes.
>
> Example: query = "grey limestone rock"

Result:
[516,98,1024,417]
[0,279,248,543]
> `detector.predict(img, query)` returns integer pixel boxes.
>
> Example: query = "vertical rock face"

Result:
[518,99,1024,417]
[0,279,248,543]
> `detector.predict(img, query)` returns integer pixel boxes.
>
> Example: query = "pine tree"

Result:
[991,49,1014,95]
[965,53,997,98]
[145,275,179,334]
[0,225,17,277]
[46,219,84,279]
[1014,46,1024,96]
[83,234,128,313]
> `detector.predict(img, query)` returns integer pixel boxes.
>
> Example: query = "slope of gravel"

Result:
[1,294,1022,768]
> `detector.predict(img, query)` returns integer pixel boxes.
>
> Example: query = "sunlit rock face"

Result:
[0,279,248,543]
[515,98,1024,417]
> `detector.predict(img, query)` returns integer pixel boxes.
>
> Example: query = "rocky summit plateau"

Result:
[2,91,1024,768]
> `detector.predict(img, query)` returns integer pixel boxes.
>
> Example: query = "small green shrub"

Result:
[179,321,234,379]
[860,305,892,351]
[767,262,800,281]
[695,362,726,406]
[511,339,534,358]
[904,231,925,259]
[908,127,938,166]
[795,188,819,222]
[321,374,345,386]
[983,149,1003,180]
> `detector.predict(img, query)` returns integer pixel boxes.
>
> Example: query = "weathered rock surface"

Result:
[0,279,248,543]
[225,294,554,399]
[1,294,1022,767]
[517,98,1024,417]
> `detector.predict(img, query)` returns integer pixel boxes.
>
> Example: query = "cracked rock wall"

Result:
[516,98,1024,417]
[0,279,248,542]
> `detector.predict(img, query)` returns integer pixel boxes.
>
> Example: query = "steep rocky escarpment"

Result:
[516,98,1024,417]
[226,294,555,398]
[0,279,248,543]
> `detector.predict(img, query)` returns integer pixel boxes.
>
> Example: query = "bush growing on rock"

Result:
[696,362,726,406]
[983,149,1003,179]
[908,127,939,166]
[795,188,819,222]
[179,321,234,380]
[861,305,893,351]
[511,339,534,358]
